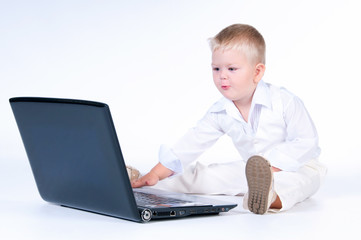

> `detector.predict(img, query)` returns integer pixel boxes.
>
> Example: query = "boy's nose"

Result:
[220,70,227,80]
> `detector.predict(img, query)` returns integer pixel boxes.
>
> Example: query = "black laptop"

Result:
[9,97,237,223]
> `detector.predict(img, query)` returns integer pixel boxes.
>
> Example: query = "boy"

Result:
[130,24,326,214]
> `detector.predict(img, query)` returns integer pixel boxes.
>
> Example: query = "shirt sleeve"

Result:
[159,111,225,174]
[263,95,321,171]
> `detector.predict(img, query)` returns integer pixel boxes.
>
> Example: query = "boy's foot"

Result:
[126,165,141,182]
[245,155,276,214]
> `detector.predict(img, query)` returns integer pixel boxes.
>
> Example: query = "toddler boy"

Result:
[130,24,326,214]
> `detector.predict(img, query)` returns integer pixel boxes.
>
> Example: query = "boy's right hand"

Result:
[131,162,174,188]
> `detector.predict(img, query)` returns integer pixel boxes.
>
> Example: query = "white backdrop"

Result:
[1,0,360,174]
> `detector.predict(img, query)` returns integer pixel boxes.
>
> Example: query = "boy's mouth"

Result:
[221,85,230,90]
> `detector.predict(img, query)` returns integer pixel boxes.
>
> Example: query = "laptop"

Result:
[9,97,237,223]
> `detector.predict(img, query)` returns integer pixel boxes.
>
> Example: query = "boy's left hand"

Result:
[131,172,160,188]
[131,162,174,188]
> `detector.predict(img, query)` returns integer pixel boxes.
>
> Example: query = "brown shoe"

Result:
[126,165,141,182]
[245,155,276,214]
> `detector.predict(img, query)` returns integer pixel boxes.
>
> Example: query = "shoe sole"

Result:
[246,156,273,214]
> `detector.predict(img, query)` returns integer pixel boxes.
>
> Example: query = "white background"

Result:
[1,0,361,239]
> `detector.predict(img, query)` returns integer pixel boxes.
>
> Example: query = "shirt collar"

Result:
[252,80,272,110]
[210,80,272,113]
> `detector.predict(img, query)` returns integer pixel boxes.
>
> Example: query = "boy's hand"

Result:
[131,162,174,188]
[131,172,160,188]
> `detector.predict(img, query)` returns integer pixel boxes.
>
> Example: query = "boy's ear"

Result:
[253,63,266,84]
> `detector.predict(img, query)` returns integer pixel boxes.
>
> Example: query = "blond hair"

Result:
[209,24,266,64]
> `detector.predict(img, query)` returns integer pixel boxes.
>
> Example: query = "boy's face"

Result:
[211,48,264,106]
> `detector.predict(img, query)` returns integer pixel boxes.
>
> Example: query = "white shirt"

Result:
[159,80,320,173]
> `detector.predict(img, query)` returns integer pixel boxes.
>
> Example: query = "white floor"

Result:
[1,158,360,240]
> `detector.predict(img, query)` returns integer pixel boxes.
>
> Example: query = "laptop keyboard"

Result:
[134,191,192,206]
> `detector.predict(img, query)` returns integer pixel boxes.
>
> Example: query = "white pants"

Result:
[154,159,327,212]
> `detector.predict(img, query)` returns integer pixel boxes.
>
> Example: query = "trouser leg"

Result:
[271,159,327,212]
[153,160,248,195]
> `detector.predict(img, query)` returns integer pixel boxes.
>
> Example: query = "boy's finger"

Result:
[131,179,144,188]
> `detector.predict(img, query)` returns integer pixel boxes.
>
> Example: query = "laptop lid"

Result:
[10,97,143,222]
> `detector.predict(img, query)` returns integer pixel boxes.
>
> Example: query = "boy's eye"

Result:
[228,67,237,71]
[213,67,220,71]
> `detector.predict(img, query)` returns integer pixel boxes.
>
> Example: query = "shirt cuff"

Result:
[158,144,183,175]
